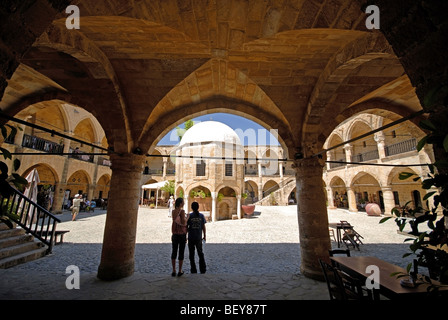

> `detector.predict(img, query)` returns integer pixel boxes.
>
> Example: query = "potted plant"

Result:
[380,109,448,287]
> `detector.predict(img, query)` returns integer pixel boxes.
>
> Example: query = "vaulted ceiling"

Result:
[0,0,425,158]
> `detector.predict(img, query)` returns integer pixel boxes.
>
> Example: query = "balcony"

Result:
[352,149,379,163]
[22,134,64,154]
[385,138,417,157]
[69,148,94,163]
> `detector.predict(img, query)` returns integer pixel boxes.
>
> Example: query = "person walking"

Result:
[71,194,82,221]
[171,197,187,277]
[187,201,207,274]
[168,195,175,218]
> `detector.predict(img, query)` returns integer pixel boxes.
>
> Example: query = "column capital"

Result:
[109,153,146,172]
[292,157,324,175]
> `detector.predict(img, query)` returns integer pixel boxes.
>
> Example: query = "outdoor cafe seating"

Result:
[329,220,364,250]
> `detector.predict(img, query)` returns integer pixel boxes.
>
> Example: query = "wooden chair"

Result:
[340,221,364,250]
[320,259,373,301]
[319,259,345,300]
[329,249,350,257]
[336,268,373,300]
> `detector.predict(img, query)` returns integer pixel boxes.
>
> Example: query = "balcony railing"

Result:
[97,156,112,166]
[385,138,417,157]
[69,148,94,163]
[22,134,64,154]
[352,149,379,163]
[329,158,345,169]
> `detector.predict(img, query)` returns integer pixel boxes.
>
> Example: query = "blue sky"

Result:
[158,113,280,146]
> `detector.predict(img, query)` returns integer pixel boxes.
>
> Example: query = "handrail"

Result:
[0,184,61,254]
[262,177,295,198]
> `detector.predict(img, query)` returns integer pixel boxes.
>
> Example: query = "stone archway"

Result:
[1,0,447,283]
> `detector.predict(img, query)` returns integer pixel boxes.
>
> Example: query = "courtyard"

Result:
[0,205,417,300]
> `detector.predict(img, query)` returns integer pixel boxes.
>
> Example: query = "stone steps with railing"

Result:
[0,184,61,268]
[253,178,296,206]
[0,224,47,269]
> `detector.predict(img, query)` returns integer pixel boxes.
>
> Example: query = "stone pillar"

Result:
[51,182,66,214]
[374,131,387,159]
[326,187,336,209]
[346,187,358,212]
[294,157,331,280]
[211,192,217,222]
[381,187,396,215]
[162,157,167,178]
[97,153,145,280]
[236,194,242,219]
[326,153,332,170]
[343,143,352,163]
[87,183,96,200]
[15,120,28,146]
[279,162,283,178]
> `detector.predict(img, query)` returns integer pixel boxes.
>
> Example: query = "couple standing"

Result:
[171,198,206,277]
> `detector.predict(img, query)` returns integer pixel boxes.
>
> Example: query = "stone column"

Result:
[162,157,167,178]
[374,131,387,159]
[97,153,145,280]
[279,162,283,178]
[381,187,396,215]
[346,187,358,212]
[236,194,242,219]
[326,153,332,170]
[211,192,217,222]
[294,157,331,280]
[326,187,336,209]
[51,183,66,214]
[343,143,353,163]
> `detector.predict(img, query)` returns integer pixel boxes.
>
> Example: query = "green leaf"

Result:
[443,135,448,152]
[11,173,28,186]
[0,147,11,160]
[399,172,415,180]
[379,216,392,224]
[423,191,436,201]
[419,119,437,132]
[417,136,427,152]
[13,159,20,172]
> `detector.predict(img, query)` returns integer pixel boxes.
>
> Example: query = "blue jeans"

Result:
[188,239,206,273]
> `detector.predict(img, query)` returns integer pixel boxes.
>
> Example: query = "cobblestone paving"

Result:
[0,206,415,300]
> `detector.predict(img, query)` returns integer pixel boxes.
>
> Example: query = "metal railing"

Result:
[69,148,94,163]
[1,185,61,254]
[329,158,345,169]
[352,149,379,163]
[262,178,295,198]
[22,134,64,154]
[385,138,417,157]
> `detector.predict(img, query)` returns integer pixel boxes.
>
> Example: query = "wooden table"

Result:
[330,256,447,299]
[329,222,355,248]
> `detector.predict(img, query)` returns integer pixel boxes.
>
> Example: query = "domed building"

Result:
[174,121,245,221]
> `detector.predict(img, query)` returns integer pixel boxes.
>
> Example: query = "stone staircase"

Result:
[0,223,47,269]
[253,178,296,206]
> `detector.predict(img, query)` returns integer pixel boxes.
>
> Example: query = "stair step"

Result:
[0,227,25,239]
[0,246,47,269]
[0,233,34,249]
[0,240,44,260]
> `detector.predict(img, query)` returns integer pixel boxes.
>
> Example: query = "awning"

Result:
[141,181,168,189]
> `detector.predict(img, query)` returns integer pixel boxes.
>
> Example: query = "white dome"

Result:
[179,121,242,147]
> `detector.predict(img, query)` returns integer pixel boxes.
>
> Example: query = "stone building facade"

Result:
[323,112,435,215]
[1,0,447,282]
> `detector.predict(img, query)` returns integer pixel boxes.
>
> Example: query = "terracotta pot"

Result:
[242,205,255,216]
[365,203,381,216]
